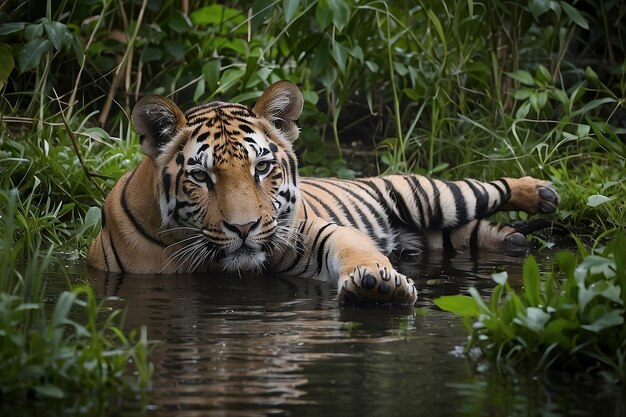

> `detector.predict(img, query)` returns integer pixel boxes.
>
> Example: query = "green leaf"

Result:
[51,291,76,328]
[426,9,447,55]
[163,39,185,60]
[33,384,65,399]
[193,78,205,101]
[561,1,589,29]
[43,21,67,50]
[283,0,301,23]
[587,194,612,207]
[492,271,508,286]
[331,42,350,72]
[0,22,26,36]
[529,0,551,19]
[433,295,480,317]
[506,70,534,86]
[514,307,550,333]
[0,43,15,88]
[523,256,541,306]
[191,5,227,25]
[202,60,221,92]
[83,207,101,229]
[581,309,623,333]
[18,38,50,73]
[327,0,350,31]
[168,10,192,33]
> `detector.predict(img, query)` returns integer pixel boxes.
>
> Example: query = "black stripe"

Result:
[302,181,358,228]
[100,233,110,270]
[301,223,334,277]
[446,181,468,225]
[426,178,443,228]
[311,178,388,232]
[464,180,488,220]
[383,178,413,225]
[469,221,481,250]
[121,169,166,248]
[355,179,405,227]
[315,232,333,276]
[404,176,428,228]
[301,189,342,224]
[286,153,298,186]
[442,229,454,252]
[109,233,124,272]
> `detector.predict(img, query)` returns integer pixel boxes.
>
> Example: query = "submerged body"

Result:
[88,81,559,305]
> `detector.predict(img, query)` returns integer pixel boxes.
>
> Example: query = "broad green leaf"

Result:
[202,60,221,92]
[492,271,508,286]
[163,39,185,60]
[51,291,76,328]
[0,21,26,36]
[514,307,550,333]
[581,309,623,333]
[327,0,350,31]
[587,194,612,207]
[43,21,67,50]
[33,384,65,399]
[331,42,350,72]
[283,0,301,23]
[513,88,533,100]
[433,295,480,317]
[529,0,551,19]
[168,10,192,33]
[193,78,205,101]
[506,70,534,86]
[83,206,101,229]
[561,1,589,29]
[18,38,50,73]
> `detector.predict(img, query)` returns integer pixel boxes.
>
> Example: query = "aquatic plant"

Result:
[435,233,626,381]
[0,189,153,412]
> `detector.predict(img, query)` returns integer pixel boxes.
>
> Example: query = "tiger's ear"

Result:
[132,95,186,159]
[253,81,303,142]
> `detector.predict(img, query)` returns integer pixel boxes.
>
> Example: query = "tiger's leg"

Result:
[424,220,529,251]
[359,175,557,248]
[272,216,417,306]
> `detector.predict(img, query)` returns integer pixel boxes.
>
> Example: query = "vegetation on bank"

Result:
[435,233,626,382]
[0,0,624,411]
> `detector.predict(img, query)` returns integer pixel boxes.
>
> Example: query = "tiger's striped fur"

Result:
[88,81,559,306]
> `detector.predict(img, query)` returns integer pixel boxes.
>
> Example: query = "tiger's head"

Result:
[131,81,304,273]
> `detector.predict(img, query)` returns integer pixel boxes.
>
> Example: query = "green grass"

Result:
[0,189,153,412]
[435,232,626,381]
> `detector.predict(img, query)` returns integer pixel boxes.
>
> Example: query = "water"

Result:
[58,250,626,416]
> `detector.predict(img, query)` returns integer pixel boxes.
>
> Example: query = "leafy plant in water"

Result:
[0,190,153,412]
[435,233,626,381]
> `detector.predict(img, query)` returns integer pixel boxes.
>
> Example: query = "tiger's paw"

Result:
[506,176,559,214]
[338,264,417,307]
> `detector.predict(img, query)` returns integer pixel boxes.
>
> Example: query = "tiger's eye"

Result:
[255,161,272,176]
[190,170,209,182]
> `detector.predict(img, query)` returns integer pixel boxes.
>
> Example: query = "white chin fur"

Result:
[221,251,267,273]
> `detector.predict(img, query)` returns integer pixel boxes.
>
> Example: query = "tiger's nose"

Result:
[223,218,261,240]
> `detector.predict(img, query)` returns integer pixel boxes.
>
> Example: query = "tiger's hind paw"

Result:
[338,264,417,307]
[505,177,559,214]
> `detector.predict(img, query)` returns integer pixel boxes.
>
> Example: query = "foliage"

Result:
[0,189,153,411]
[0,0,624,236]
[435,233,626,381]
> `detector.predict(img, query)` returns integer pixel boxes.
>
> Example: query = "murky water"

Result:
[49,250,626,416]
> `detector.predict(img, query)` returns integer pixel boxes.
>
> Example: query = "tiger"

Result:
[87,80,559,306]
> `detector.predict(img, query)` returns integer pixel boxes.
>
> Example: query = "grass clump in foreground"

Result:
[435,233,626,382]
[0,189,152,414]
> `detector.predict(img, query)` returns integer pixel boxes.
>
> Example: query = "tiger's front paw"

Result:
[338,264,417,306]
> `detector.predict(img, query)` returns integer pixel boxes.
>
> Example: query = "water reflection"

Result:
[81,249,625,417]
